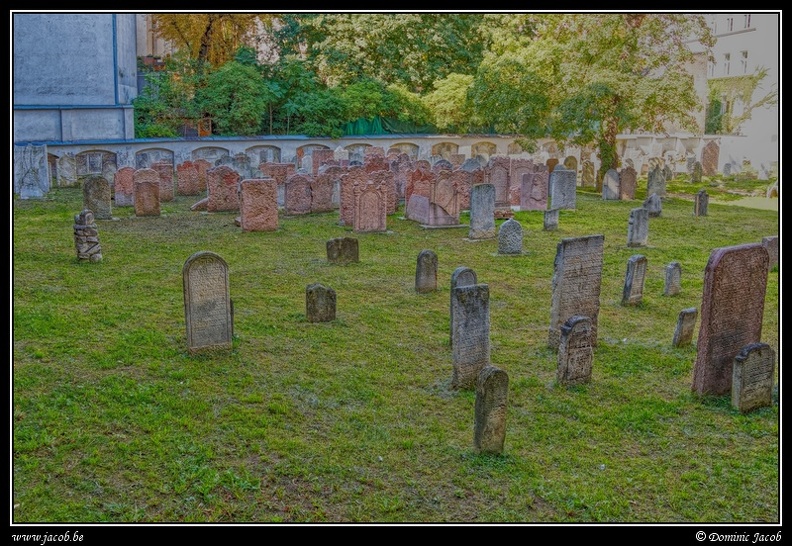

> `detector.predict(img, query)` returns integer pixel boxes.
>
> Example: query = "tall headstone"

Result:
[326,237,359,264]
[176,161,203,196]
[207,165,241,212]
[133,168,161,217]
[672,307,698,348]
[619,166,637,200]
[732,343,775,413]
[647,165,667,197]
[556,315,594,386]
[113,166,135,206]
[284,173,313,215]
[183,251,233,353]
[621,254,648,306]
[82,175,112,220]
[352,179,388,233]
[151,160,175,202]
[415,249,438,294]
[310,168,337,213]
[762,236,778,271]
[238,178,278,232]
[664,261,682,296]
[520,168,549,211]
[485,157,511,214]
[602,169,620,200]
[543,209,560,231]
[451,284,491,389]
[693,243,769,396]
[701,141,719,176]
[643,193,662,218]
[339,166,366,226]
[548,235,604,349]
[73,209,102,262]
[450,266,478,346]
[694,189,709,217]
[627,207,649,247]
[497,218,523,255]
[473,365,509,455]
[306,283,337,323]
[468,184,496,239]
[549,168,577,210]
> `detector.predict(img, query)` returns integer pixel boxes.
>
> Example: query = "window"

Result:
[726,17,734,32]
[740,51,749,74]
[709,60,716,77]
[723,53,731,76]
[744,14,752,28]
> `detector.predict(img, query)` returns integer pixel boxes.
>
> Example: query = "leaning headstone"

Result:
[694,189,709,217]
[693,243,769,396]
[549,168,577,210]
[643,193,662,218]
[451,284,491,389]
[450,266,478,346]
[306,283,336,323]
[82,175,112,220]
[497,218,523,255]
[619,166,637,200]
[543,208,560,231]
[326,237,359,264]
[415,249,438,294]
[182,251,233,354]
[238,178,278,232]
[548,234,604,349]
[664,261,682,296]
[647,165,666,197]
[732,343,775,413]
[473,365,509,455]
[621,254,648,306]
[627,207,649,247]
[672,307,698,348]
[73,209,102,262]
[468,184,496,239]
[761,236,778,270]
[133,168,161,217]
[602,169,620,200]
[556,315,594,386]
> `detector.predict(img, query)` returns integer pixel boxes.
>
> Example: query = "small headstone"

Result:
[82,175,112,220]
[415,249,438,294]
[627,207,649,247]
[305,283,336,323]
[672,307,698,348]
[183,251,233,353]
[468,184,496,239]
[543,208,559,231]
[326,237,359,264]
[556,315,594,386]
[732,343,775,413]
[762,236,778,271]
[691,161,703,184]
[497,218,523,255]
[73,209,102,262]
[602,169,620,200]
[451,284,491,389]
[694,189,709,217]
[621,254,647,306]
[664,261,682,296]
[473,365,509,455]
[643,193,662,218]
[647,165,667,197]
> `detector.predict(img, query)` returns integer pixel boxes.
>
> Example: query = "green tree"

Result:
[196,61,272,136]
[705,67,778,134]
[422,73,475,132]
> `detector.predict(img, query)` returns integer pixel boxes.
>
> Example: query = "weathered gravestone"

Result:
[520,168,549,211]
[82,175,112,220]
[549,168,577,210]
[664,261,682,296]
[643,193,662,218]
[497,218,523,255]
[647,165,667,197]
[485,157,512,216]
[701,141,719,176]
[14,144,49,199]
[427,170,462,226]
[310,168,338,213]
[762,236,778,271]
[621,254,648,306]
[176,161,203,196]
[544,208,560,231]
[468,184,496,239]
[619,166,637,200]
[450,266,478,347]
[692,243,769,396]
[151,160,175,202]
[415,249,438,293]
[473,365,509,455]
[581,160,596,188]
[627,207,649,247]
[113,166,135,207]
[732,342,775,413]
[691,161,703,184]
[306,283,336,323]
[672,307,698,348]
[326,237,359,264]
[694,189,709,217]
[353,179,388,233]
[548,234,604,349]
[238,178,278,232]
[556,315,594,386]
[207,165,241,212]
[602,169,620,200]
[183,251,233,353]
[133,168,161,217]
[451,284,491,389]
[73,209,102,262]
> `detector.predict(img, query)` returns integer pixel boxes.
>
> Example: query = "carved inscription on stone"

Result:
[451,284,490,390]
[183,251,233,353]
[468,184,496,239]
[672,307,698,348]
[415,249,438,293]
[664,261,682,296]
[474,365,509,454]
[557,315,594,386]
[621,255,647,306]
[732,342,775,413]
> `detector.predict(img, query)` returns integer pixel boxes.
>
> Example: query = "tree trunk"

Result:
[596,116,620,192]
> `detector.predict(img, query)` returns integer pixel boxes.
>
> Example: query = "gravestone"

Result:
[284,174,313,215]
[339,166,366,226]
[664,261,682,296]
[619,166,637,200]
[581,160,596,188]
[207,165,241,212]
[694,189,709,217]
[556,315,594,386]
[427,170,461,226]
[326,237,359,264]
[432,158,454,172]
[548,234,604,349]
[691,161,703,184]
[520,167,549,211]
[693,243,769,396]
[14,144,49,199]
[761,236,778,270]
[643,193,662,218]
[176,161,203,196]
[451,284,491,390]
[450,266,478,346]
[627,207,649,247]
[73,209,102,262]
[473,365,509,455]
[732,343,775,413]
[663,164,673,183]
[405,166,432,224]
[113,166,135,207]
[82,175,112,220]
[543,208,559,231]
[415,249,438,293]
[702,141,719,176]
[672,307,698,347]
[497,218,523,255]
[508,158,534,206]
[647,165,667,197]
[238,178,278,232]
[133,168,161,217]
[468,184,496,239]
[306,283,336,323]
[602,169,620,200]
[621,254,648,306]
[352,179,388,233]
[485,157,511,212]
[311,148,335,175]
[183,251,233,353]
[151,160,175,202]
[310,169,337,213]
[549,168,576,210]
